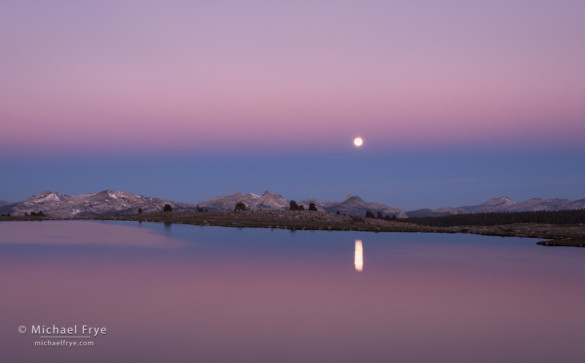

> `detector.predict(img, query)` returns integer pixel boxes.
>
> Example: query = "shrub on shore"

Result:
[235,202,246,212]
[289,200,300,211]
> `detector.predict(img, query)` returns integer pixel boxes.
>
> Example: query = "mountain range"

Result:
[407,196,585,217]
[0,190,198,218]
[197,191,408,218]
[197,191,290,211]
[299,195,407,218]
[0,190,408,218]
[1,191,583,219]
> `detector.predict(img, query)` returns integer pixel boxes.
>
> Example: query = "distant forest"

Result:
[405,209,585,227]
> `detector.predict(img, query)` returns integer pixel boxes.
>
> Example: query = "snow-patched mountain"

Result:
[0,190,198,217]
[197,191,289,211]
[301,194,407,218]
[196,191,407,218]
[407,196,585,217]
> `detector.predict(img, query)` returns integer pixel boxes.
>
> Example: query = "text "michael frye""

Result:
[31,325,107,337]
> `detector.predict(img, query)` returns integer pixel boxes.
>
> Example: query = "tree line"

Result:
[404,209,585,227]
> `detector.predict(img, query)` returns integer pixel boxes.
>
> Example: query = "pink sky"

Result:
[1,0,584,153]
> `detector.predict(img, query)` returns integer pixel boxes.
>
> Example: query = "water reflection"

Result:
[2,222,585,363]
[0,221,183,248]
[354,239,363,272]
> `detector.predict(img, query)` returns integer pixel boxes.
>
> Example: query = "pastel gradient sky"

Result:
[1,0,584,209]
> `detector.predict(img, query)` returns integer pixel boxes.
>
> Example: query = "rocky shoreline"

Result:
[4,210,583,247]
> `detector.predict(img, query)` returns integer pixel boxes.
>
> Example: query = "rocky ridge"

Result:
[197,191,290,211]
[2,191,584,220]
[0,190,198,218]
[300,194,407,218]
[198,192,407,218]
[407,196,585,217]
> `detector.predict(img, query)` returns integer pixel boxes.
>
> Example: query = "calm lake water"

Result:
[1,221,584,362]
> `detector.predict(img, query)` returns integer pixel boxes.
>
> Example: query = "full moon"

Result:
[353,137,364,147]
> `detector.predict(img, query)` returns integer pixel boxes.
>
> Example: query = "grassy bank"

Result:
[97,210,585,247]
[2,210,584,247]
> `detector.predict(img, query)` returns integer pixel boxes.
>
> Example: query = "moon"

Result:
[353,137,363,147]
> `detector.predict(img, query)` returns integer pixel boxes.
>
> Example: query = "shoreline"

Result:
[3,210,584,247]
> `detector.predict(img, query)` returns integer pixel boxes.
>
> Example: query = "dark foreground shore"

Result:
[4,210,583,247]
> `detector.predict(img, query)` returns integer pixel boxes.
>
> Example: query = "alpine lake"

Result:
[1,220,584,362]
